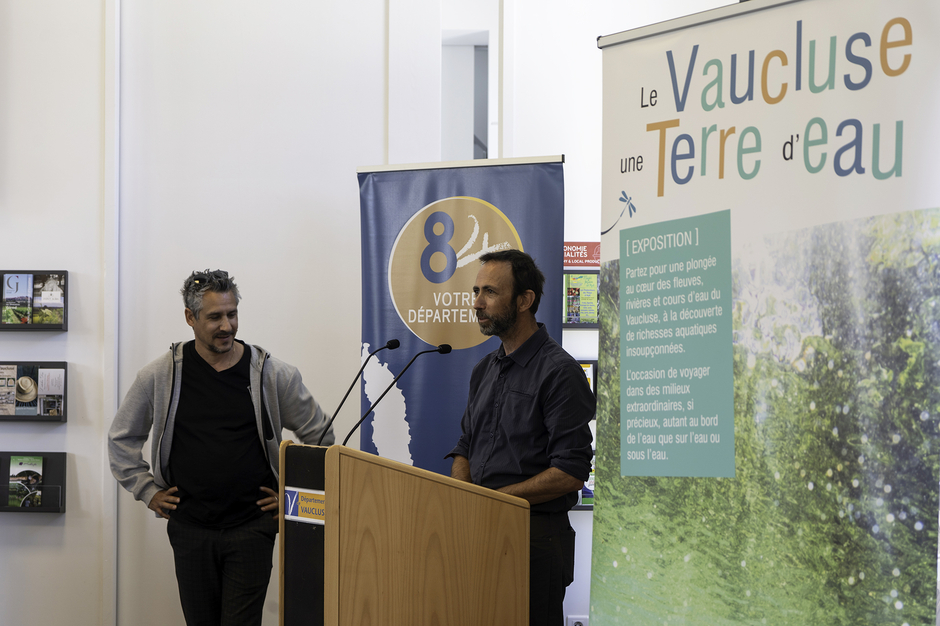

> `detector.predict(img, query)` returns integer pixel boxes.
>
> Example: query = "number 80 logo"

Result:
[421,211,458,283]
[389,197,523,350]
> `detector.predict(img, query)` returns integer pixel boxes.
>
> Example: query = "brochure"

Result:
[8,455,43,507]
[31,273,66,324]
[14,365,39,416]
[0,364,15,415]
[37,367,66,417]
[2,274,33,324]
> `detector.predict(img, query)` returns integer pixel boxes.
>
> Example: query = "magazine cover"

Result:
[2,274,33,324]
[8,455,43,507]
[37,367,65,417]
[0,364,15,416]
[564,273,599,324]
[14,365,39,416]
[566,286,581,323]
[31,273,65,324]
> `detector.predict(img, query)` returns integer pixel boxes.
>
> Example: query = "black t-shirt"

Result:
[168,340,274,528]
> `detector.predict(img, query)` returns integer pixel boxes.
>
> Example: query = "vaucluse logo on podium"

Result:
[388,196,523,350]
[283,487,326,525]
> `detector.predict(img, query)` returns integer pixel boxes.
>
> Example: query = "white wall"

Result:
[442,45,476,161]
[0,2,737,625]
[116,2,386,624]
[390,0,442,164]
[503,0,734,617]
[442,0,500,157]
[507,0,734,243]
[0,2,118,625]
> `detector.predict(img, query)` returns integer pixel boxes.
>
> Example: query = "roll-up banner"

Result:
[596,0,940,623]
[358,157,564,475]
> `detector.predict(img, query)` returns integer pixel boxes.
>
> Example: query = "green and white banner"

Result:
[596,0,940,623]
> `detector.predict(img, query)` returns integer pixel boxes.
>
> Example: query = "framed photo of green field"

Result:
[1,271,68,331]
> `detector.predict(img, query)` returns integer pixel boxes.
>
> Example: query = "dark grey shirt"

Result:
[448,324,595,513]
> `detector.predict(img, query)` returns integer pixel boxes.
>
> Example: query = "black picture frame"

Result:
[573,450,596,511]
[0,271,69,331]
[579,359,598,397]
[562,269,599,329]
[572,361,597,511]
[0,362,68,423]
[2,451,66,513]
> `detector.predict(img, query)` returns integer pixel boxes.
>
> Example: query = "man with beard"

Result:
[108,269,333,626]
[446,250,595,626]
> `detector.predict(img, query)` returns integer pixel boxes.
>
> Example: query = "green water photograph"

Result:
[592,210,940,625]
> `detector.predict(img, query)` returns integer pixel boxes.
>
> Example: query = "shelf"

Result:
[0,362,67,422]
[3,451,66,513]
[1,271,68,331]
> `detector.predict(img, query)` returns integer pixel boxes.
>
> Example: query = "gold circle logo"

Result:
[389,197,523,350]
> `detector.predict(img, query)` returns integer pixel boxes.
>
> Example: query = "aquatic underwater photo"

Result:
[592,210,940,625]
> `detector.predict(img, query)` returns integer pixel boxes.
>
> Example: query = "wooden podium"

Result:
[278,442,530,626]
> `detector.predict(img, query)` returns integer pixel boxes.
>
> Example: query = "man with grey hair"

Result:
[108,269,333,626]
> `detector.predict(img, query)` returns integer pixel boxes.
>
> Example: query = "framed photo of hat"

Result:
[0,362,67,422]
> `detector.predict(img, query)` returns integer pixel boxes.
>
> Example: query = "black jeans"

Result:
[167,513,278,626]
[529,511,576,626]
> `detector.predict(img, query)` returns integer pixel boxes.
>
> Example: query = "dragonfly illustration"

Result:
[619,191,637,217]
[601,191,637,235]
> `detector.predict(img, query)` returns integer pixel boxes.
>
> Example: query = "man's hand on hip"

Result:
[148,486,180,519]
[258,486,280,520]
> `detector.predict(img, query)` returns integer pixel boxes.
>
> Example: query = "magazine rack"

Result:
[2,451,66,513]
[0,270,68,331]
[0,361,68,422]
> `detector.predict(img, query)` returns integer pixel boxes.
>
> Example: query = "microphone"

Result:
[342,344,452,446]
[316,339,400,445]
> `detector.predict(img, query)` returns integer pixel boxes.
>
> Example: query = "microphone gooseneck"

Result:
[316,339,400,445]
[341,344,452,446]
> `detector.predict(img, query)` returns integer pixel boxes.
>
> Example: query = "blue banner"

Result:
[358,160,565,475]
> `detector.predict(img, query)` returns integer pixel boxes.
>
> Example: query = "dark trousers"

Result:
[166,513,278,626]
[529,511,576,626]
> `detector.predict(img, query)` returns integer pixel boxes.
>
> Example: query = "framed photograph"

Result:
[573,363,597,511]
[0,362,67,422]
[574,451,595,511]
[1,271,68,331]
[579,360,597,396]
[8,455,43,508]
[563,270,598,328]
[1,451,66,513]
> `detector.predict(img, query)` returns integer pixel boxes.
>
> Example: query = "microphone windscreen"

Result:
[438,344,452,354]
[386,339,401,350]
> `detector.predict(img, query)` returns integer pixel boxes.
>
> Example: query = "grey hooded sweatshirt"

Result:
[108,341,334,508]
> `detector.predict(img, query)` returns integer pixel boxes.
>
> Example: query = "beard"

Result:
[478,305,517,337]
[206,333,235,353]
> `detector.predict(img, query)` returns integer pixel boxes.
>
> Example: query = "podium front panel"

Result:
[281,444,529,626]
[283,444,327,626]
